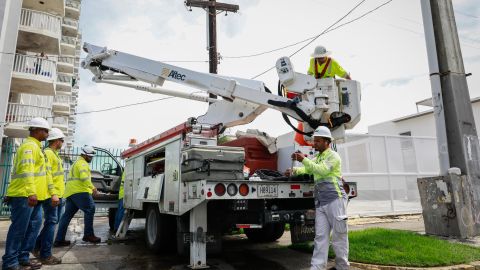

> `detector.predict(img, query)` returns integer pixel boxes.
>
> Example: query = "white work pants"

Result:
[310,198,349,270]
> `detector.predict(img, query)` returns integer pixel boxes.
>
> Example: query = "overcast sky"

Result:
[74,0,480,149]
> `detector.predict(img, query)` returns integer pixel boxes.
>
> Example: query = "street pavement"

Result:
[0,214,426,269]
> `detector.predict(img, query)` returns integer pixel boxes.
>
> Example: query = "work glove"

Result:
[27,195,38,207]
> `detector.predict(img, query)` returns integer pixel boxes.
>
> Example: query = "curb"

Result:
[350,261,480,270]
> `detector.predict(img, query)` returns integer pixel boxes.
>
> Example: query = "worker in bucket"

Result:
[2,117,53,270]
[54,145,101,246]
[286,126,349,270]
[33,128,66,265]
[295,45,352,146]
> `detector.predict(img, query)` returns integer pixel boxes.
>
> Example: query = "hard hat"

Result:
[311,45,331,58]
[81,145,96,157]
[313,126,332,139]
[25,117,50,130]
[47,128,65,141]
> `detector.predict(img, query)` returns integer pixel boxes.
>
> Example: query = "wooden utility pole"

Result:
[185,0,239,99]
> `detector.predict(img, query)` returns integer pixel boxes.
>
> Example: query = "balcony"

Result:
[22,0,65,17]
[52,116,69,132]
[4,103,51,138]
[56,73,73,92]
[17,9,61,55]
[62,17,78,37]
[61,36,76,56]
[52,94,71,115]
[57,56,74,73]
[11,54,56,96]
[65,0,80,20]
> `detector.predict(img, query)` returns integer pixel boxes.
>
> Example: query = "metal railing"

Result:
[19,8,61,37]
[62,17,78,28]
[65,0,80,10]
[54,95,72,104]
[12,54,56,80]
[5,103,52,124]
[57,74,72,85]
[61,36,76,46]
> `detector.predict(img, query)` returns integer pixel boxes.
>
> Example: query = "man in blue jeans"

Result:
[33,128,65,265]
[2,117,52,270]
[54,146,100,246]
[113,171,125,233]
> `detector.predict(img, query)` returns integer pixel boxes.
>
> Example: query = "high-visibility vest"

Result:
[293,148,343,198]
[45,148,65,198]
[7,137,52,200]
[118,171,125,199]
[307,57,348,79]
[64,156,94,198]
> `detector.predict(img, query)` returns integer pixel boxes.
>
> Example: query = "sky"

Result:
[74,0,480,149]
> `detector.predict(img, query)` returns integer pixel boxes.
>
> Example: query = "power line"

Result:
[251,0,394,79]
[73,96,175,115]
[455,9,480,20]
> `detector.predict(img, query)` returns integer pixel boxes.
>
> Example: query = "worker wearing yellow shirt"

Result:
[114,171,125,232]
[33,128,65,265]
[54,146,101,245]
[307,45,351,80]
[2,117,54,270]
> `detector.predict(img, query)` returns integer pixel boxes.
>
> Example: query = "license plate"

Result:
[257,184,278,198]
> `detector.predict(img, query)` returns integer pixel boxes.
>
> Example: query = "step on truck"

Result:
[82,43,361,268]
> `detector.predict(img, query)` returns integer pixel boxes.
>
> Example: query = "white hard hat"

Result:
[81,145,96,157]
[26,117,50,130]
[313,126,332,139]
[311,45,331,58]
[47,128,65,141]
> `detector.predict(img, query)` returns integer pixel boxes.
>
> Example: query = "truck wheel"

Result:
[108,208,117,232]
[244,223,285,243]
[145,205,176,251]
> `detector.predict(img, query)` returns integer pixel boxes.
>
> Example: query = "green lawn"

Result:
[290,228,480,267]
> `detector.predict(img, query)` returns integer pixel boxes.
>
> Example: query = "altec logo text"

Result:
[168,70,186,81]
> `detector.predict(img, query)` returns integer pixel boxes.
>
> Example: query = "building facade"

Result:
[0,0,82,149]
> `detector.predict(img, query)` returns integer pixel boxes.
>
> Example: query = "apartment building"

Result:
[0,0,82,150]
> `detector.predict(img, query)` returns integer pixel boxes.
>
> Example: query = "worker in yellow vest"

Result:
[2,117,56,270]
[33,128,65,265]
[114,171,125,232]
[287,126,349,270]
[54,146,100,246]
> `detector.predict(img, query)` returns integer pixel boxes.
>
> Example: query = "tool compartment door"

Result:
[163,139,181,214]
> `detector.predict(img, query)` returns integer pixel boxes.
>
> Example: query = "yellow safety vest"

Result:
[307,58,348,79]
[64,156,94,198]
[7,137,52,200]
[118,171,125,199]
[45,148,65,198]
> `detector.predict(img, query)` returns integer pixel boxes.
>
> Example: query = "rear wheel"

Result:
[244,223,285,243]
[145,205,176,251]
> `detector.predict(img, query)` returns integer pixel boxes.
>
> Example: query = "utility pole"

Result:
[418,0,480,238]
[185,0,239,99]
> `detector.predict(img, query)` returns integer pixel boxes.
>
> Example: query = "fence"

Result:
[0,140,124,217]
[336,134,439,216]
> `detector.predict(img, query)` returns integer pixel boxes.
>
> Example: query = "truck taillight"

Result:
[239,184,249,196]
[227,183,238,196]
[214,183,226,196]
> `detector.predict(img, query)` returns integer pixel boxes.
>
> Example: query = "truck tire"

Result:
[244,223,285,243]
[108,208,117,232]
[145,205,176,252]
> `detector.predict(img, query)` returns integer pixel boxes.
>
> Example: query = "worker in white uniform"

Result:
[286,126,349,270]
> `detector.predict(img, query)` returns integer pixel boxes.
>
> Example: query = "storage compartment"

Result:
[181,145,245,181]
[222,137,278,175]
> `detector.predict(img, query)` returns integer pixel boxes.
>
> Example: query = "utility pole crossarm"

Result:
[185,0,239,12]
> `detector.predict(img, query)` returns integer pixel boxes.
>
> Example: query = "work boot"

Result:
[39,256,61,265]
[31,249,40,258]
[5,265,32,270]
[82,235,101,243]
[53,240,71,247]
[19,260,41,270]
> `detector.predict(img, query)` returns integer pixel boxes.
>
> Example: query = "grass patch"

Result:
[290,228,480,267]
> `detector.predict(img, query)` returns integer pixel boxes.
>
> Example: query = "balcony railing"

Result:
[54,95,72,104]
[65,0,80,10]
[62,17,78,28]
[19,8,61,36]
[58,56,74,65]
[5,103,51,123]
[57,74,73,86]
[13,54,56,80]
[61,36,76,46]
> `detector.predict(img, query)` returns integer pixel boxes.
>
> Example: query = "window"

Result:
[90,148,121,176]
